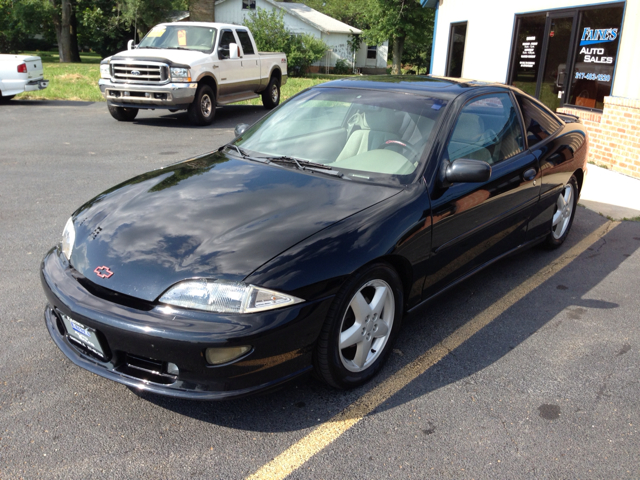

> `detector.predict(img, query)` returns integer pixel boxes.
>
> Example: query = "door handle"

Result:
[523,168,537,181]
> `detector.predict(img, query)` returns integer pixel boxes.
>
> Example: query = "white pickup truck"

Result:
[0,54,48,101]
[98,22,287,125]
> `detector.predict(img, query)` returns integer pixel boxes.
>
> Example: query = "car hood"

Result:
[70,152,401,302]
[111,48,206,65]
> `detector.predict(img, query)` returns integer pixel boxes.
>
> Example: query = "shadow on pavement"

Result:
[135,210,640,433]
[6,99,96,107]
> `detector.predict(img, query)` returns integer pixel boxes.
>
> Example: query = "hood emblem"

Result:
[94,266,114,279]
[130,70,141,76]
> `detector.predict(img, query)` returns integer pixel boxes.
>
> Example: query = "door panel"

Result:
[217,29,244,96]
[423,93,540,299]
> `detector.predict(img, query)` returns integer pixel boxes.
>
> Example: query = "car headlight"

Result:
[159,279,303,314]
[170,67,191,82]
[99,63,111,79]
[61,217,75,261]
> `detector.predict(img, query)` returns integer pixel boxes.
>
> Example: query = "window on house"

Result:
[367,46,377,60]
[446,22,467,78]
[242,0,256,9]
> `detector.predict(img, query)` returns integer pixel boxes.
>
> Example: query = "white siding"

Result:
[431,0,638,99]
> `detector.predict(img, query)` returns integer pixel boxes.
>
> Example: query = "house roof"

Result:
[274,2,361,35]
[214,0,362,35]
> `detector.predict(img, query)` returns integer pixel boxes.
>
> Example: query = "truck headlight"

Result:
[61,217,75,261]
[159,279,303,314]
[170,67,191,82]
[99,63,111,79]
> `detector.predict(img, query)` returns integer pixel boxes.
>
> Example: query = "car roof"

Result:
[315,75,513,101]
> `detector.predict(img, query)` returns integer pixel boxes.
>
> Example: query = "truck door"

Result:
[217,29,244,96]
[235,29,261,93]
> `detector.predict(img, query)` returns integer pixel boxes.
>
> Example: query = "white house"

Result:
[213,0,388,73]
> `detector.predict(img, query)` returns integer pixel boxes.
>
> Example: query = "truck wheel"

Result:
[0,94,15,103]
[188,84,216,126]
[108,104,138,121]
[262,76,280,110]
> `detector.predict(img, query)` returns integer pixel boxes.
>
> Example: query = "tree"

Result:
[244,7,328,76]
[364,0,434,74]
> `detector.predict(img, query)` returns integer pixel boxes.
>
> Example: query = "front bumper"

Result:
[99,79,197,108]
[41,246,332,400]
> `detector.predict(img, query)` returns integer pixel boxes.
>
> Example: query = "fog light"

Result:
[205,346,251,365]
[166,362,179,376]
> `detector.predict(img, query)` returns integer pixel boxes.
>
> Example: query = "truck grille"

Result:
[111,61,169,84]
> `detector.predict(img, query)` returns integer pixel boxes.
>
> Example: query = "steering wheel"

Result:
[380,140,421,158]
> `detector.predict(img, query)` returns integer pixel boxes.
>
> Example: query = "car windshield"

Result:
[138,25,217,53]
[235,87,448,185]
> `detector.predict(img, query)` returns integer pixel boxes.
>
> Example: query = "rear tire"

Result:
[314,263,403,389]
[108,104,139,121]
[188,84,216,126]
[261,75,280,110]
[0,94,15,103]
[544,175,578,249]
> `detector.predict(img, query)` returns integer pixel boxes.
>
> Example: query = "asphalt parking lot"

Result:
[1,100,639,479]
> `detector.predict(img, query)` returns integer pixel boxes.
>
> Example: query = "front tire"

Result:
[261,76,280,110]
[0,94,16,103]
[107,104,138,121]
[314,263,403,389]
[545,175,578,249]
[188,84,216,126]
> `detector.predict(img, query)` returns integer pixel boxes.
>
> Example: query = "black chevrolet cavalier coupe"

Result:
[41,77,587,399]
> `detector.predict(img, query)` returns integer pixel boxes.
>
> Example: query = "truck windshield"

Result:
[138,25,217,53]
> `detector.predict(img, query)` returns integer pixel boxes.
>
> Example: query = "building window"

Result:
[445,22,467,78]
[367,46,377,60]
[242,0,256,9]
[508,3,624,111]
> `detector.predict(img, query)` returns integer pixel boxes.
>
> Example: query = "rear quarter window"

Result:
[516,95,563,147]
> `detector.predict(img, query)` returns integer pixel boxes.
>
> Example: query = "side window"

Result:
[516,95,563,147]
[242,0,256,9]
[219,30,236,50]
[236,30,255,55]
[447,93,524,165]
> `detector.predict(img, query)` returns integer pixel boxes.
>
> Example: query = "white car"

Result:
[0,54,48,101]
[98,22,288,125]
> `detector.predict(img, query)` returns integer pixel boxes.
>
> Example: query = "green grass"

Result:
[237,76,341,105]
[16,50,103,101]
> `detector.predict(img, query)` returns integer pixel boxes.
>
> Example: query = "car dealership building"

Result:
[425,0,640,179]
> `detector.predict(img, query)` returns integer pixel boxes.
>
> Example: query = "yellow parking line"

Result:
[247,221,619,480]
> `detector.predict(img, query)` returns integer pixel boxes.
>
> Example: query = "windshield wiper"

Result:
[222,144,270,163]
[260,156,343,177]
[164,47,196,51]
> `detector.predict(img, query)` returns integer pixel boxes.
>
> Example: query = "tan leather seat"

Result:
[336,111,404,162]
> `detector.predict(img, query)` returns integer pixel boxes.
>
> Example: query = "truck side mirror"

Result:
[229,43,240,59]
[127,39,135,50]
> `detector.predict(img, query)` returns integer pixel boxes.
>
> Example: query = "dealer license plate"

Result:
[60,314,106,359]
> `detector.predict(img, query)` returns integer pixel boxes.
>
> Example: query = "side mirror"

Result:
[234,123,250,137]
[127,39,135,50]
[218,46,229,59]
[229,42,240,59]
[443,158,492,185]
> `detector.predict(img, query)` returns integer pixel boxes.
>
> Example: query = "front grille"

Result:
[111,61,169,84]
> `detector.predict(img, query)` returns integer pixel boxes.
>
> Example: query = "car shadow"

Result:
[131,104,268,130]
[134,209,638,433]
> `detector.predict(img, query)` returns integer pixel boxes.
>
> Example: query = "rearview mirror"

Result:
[444,158,492,185]
[127,39,136,50]
[234,123,250,137]
[229,43,240,59]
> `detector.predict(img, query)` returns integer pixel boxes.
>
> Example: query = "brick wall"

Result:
[558,97,640,179]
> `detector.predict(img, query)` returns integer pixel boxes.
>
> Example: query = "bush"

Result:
[333,58,351,75]
[245,8,329,76]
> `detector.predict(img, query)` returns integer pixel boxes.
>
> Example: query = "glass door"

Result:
[539,14,576,111]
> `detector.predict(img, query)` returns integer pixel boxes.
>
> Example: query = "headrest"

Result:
[451,113,485,141]
[364,110,404,134]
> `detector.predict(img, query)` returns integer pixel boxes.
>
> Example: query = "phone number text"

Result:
[575,72,611,82]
